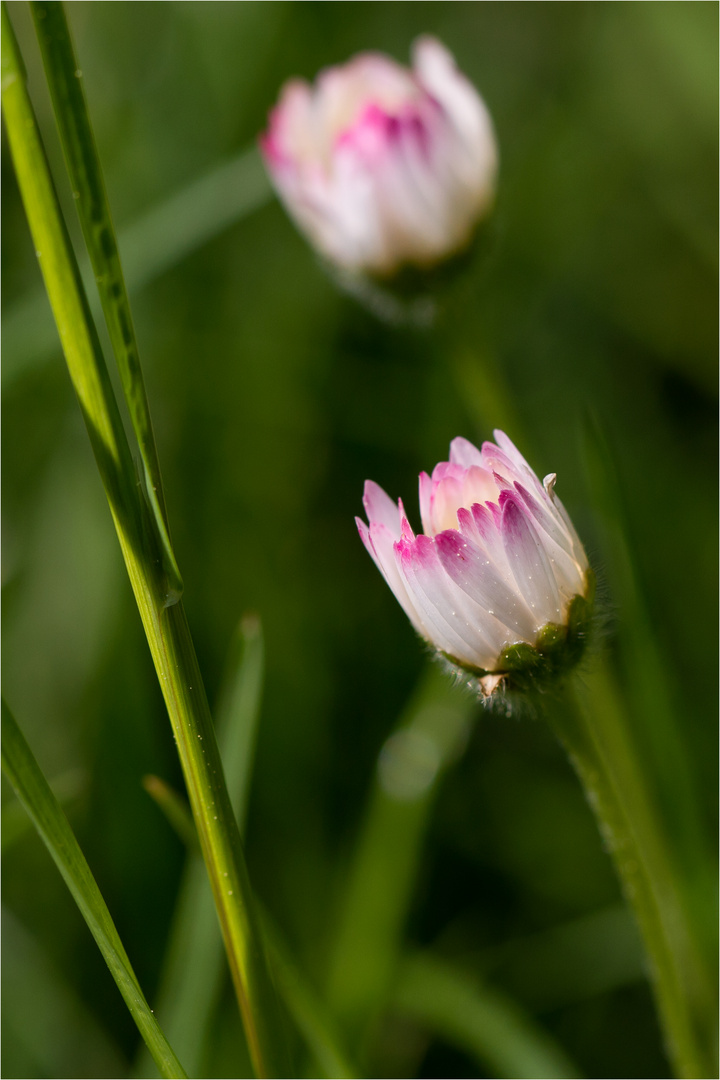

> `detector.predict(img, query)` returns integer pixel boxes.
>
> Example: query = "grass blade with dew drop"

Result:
[2,8,291,1073]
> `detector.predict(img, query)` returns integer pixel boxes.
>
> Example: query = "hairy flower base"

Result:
[441,572,595,698]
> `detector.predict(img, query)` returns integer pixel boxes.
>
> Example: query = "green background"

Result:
[3,3,717,1077]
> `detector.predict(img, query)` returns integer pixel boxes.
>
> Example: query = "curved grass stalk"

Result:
[137,618,357,1080]
[134,615,267,1078]
[31,0,180,602]
[393,951,581,1080]
[550,667,717,1079]
[1,6,289,1075]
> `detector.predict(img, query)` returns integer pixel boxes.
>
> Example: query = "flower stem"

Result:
[548,662,717,1079]
[1,6,289,1074]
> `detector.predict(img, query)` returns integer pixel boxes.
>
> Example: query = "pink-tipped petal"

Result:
[357,431,590,693]
[419,471,434,535]
[356,515,373,555]
[448,436,484,468]
[514,482,572,554]
[435,530,536,641]
[412,36,498,195]
[362,521,428,638]
[399,535,498,668]
[457,504,510,581]
[502,498,562,625]
[363,479,402,535]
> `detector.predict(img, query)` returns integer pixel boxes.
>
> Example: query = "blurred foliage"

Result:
[2,3,717,1078]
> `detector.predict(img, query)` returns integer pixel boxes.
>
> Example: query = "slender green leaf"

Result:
[215,612,265,828]
[580,413,708,876]
[325,665,476,1056]
[1,700,187,1079]
[2,9,291,1074]
[1,0,146,588]
[549,671,717,1079]
[2,767,85,850]
[31,0,181,602]
[480,903,645,1012]
[261,914,357,1080]
[135,614,267,1078]
[393,952,582,1080]
[139,616,354,1079]
[142,775,198,852]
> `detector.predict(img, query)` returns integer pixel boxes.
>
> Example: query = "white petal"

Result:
[552,491,589,572]
[363,480,402,536]
[398,535,499,668]
[449,436,484,467]
[458,502,517,590]
[412,36,498,186]
[512,483,575,560]
[360,519,429,638]
[418,471,434,536]
[435,529,536,642]
[502,499,562,626]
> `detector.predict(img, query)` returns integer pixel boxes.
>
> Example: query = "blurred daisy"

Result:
[261,37,498,277]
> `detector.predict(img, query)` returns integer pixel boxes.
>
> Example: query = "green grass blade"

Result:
[550,670,717,1078]
[261,914,357,1080]
[3,145,271,390]
[2,10,291,1073]
[134,614,267,1078]
[1,700,188,1079]
[393,952,581,1080]
[480,904,645,1012]
[215,613,265,827]
[139,616,355,1078]
[142,775,198,852]
[1,1,147,583]
[2,767,85,850]
[31,0,181,602]
[325,665,477,1056]
[580,413,708,876]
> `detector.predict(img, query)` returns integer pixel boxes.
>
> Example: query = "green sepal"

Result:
[498,638,560,695]
[441,571,596,696]
[498,572,595,693]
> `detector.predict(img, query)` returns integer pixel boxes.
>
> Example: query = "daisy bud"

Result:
[261,37,498,278]
[357,432,594,698]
